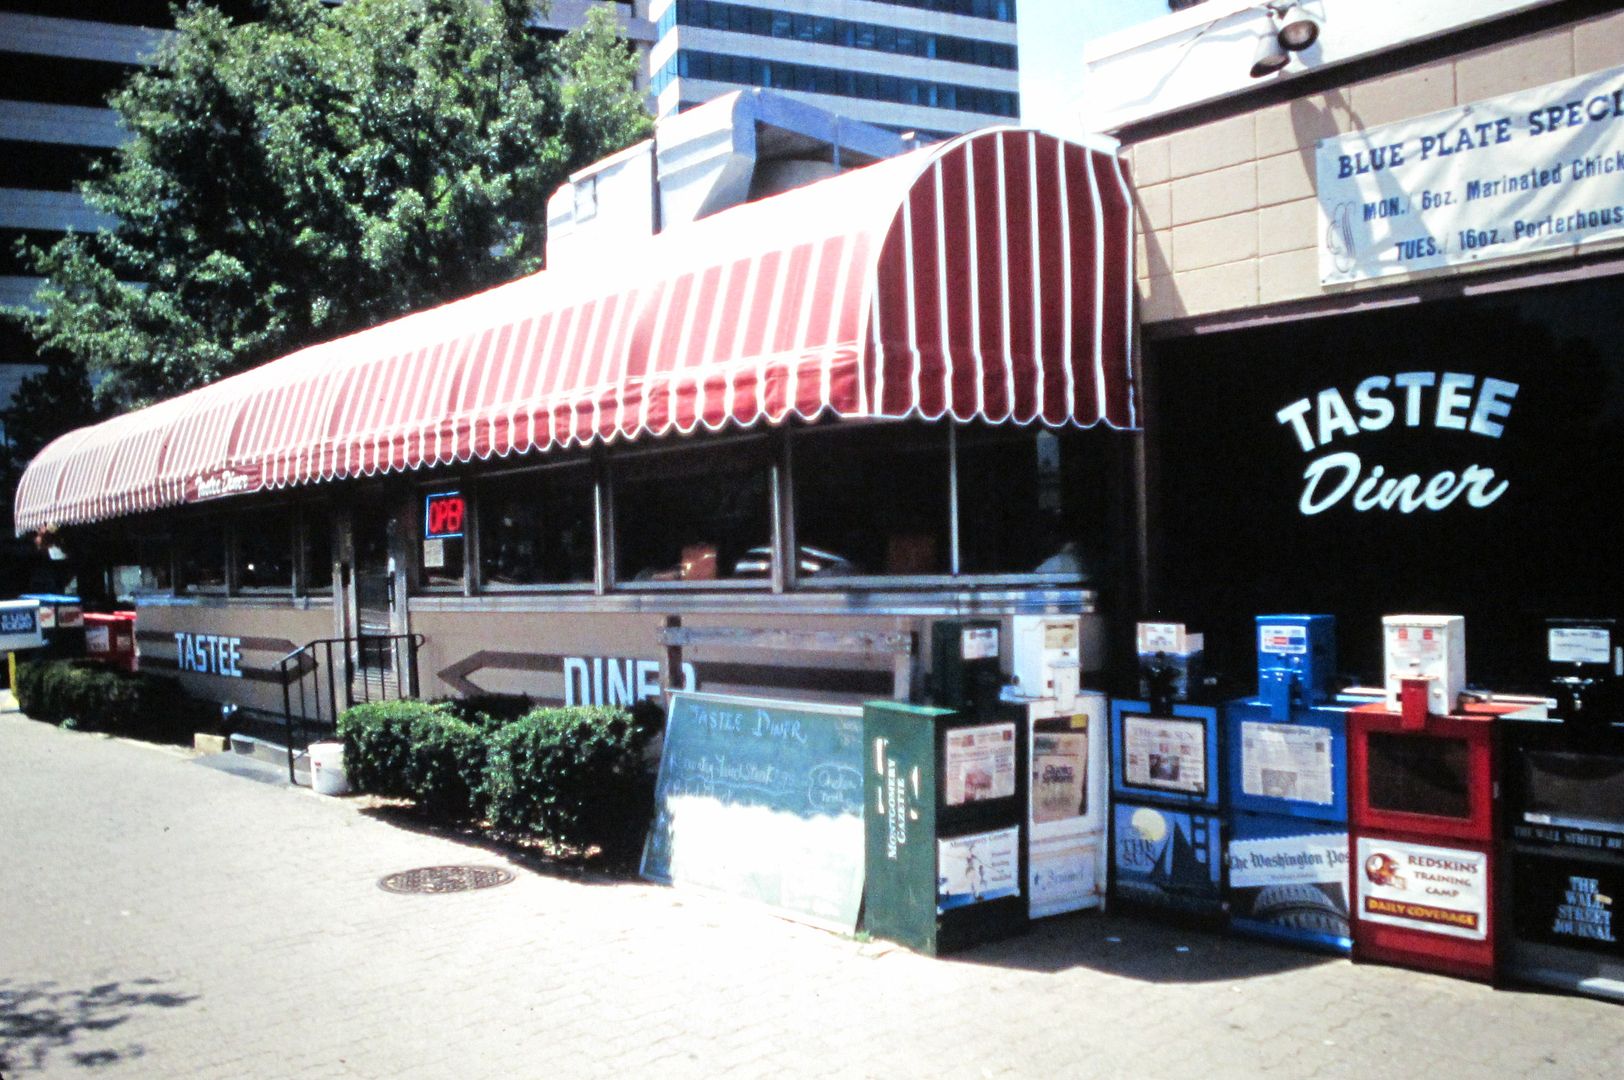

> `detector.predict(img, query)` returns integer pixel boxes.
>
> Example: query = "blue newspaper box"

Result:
[1222,615,1353,953]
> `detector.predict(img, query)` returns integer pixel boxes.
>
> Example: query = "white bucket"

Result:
[307,741,350,796]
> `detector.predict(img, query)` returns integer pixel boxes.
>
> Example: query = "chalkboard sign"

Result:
[641,691,866,931]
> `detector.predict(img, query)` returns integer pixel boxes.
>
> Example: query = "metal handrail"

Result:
[278,633,425,784]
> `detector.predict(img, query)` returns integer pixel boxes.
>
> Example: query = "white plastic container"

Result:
[1382,614,1466,715]
[307,741,350,796]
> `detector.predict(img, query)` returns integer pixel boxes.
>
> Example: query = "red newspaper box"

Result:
[1347,680,1521,982]
[83,611,138,673]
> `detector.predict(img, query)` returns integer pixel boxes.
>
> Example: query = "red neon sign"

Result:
[424,492,466,539]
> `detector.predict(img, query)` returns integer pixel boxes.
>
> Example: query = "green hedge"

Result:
[14,659,213,741]
[338,700,488,817]
[336,698,659,858]
[482,705,657,857]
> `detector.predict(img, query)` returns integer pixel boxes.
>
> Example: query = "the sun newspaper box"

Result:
[1110,622,1225,922]
[83,611,138,673]
[1222,615,1354,954]
[1499,617,1624,1002]
[863,621,1030,955]
[1347,616,1525,983]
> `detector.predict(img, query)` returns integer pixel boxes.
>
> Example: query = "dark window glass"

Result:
[1366,733,1471,819]
[1521,752,1624,831]
[614,440,771,583]
[177,521,227,592]
[795,423,950,577]
[479,467,597,587]
[111,533,172,597]
[957,427,1104,577]
[0,140,113,192]
[302,514,333,593]
[0,52,137,110]
[237,510,293,591]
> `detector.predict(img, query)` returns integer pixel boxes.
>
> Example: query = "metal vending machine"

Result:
[1223,615,1353,953]
[1110,622,1225,921]
[1005,615,1109,918]
[863,621,1029,955]
[1348,615,1519,983]
[1500,617,1624,1002]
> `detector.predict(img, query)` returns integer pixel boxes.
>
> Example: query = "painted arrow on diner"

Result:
[436,649,891,700]
[437,650,564,698]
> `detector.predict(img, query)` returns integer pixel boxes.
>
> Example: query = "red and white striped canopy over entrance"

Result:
[15,127,1134,534]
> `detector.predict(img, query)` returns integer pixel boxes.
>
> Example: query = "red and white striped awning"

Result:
[15,127,1134,534]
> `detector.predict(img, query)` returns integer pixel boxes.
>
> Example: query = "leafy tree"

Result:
[12,0,651,410]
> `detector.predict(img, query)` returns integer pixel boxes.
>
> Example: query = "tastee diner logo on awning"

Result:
[186,465,263,502]
[1275,371,1518,516]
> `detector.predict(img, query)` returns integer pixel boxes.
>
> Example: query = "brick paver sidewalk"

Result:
[2,713,1619,1078]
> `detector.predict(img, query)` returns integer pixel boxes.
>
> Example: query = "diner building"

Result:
[13,91,1136,720]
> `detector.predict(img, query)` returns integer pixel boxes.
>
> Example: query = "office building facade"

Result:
[649,0,1019,141]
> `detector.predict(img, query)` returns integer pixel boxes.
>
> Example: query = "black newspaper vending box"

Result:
[1500,618,1624,1002]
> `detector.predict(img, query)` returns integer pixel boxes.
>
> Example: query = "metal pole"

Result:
[947,423,961,577]
[283,657,296,784]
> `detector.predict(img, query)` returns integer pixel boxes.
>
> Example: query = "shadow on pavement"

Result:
[948,910,1336,982]
[0,978,198,1074]
[357,805,634,887]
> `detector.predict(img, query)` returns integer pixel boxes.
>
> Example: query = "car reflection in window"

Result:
[732,544,860,579]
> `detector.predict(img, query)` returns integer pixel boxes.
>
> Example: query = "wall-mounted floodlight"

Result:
[1249,2,1321,78]
[1249,33,1290,78]
[1272,2,1320,51]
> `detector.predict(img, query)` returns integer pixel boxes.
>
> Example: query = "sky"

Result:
[1017,0,1171,134]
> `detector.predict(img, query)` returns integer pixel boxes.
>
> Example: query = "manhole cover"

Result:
[378,865,515,895]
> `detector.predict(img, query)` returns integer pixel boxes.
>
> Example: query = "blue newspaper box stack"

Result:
[1222,615,1353,953]
[1111,622,1225,920]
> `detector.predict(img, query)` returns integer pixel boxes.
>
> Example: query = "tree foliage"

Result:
[13,0,651,410]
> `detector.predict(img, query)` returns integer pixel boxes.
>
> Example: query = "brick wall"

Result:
[1127,8,1624,323]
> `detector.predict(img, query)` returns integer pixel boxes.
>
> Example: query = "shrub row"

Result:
[337,699,659,858]
[15,660,215,741]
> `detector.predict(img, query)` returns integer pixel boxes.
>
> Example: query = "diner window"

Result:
[614,439,771,583]
[236,509,294,592]
[176,520,227,592]
[956,426,1101,578]
[112,533,173,598]
[420,490,467,589]
[301,513,334,594]
[793,422,950,577]
[478,466,597,587]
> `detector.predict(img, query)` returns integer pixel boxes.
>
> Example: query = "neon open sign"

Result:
[424,491,466,539]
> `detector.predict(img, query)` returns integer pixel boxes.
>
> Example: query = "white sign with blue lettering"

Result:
[1318,65,1624,284]
[0,600,45,651]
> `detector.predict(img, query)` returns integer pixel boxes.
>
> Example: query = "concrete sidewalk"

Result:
[1,712,1618,1079]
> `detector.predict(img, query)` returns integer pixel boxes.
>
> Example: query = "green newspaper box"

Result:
[863,699,1028,955]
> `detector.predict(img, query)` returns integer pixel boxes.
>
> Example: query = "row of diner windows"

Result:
[655,1,1019,71]
[650,51,1020,118]
[112,422,1113,597]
